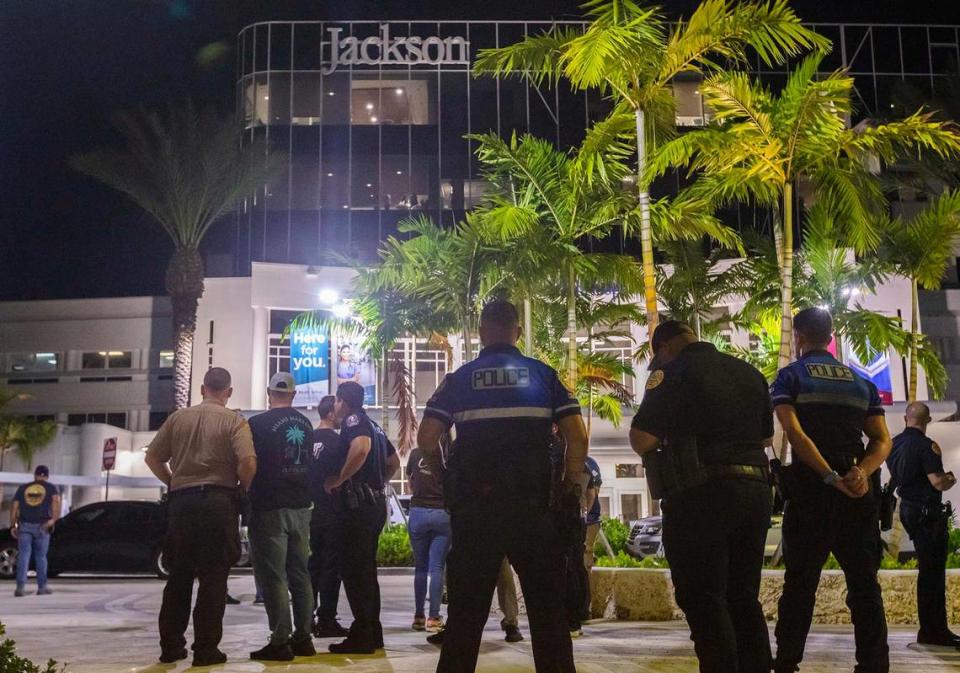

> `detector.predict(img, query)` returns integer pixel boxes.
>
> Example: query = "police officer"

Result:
[771,308,893,673]
[886,401,958,647]
[417,300,588,673]
[630,320,774,673]
[323,381,401,654]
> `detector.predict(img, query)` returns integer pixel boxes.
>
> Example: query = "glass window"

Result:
[149,411,170,431]
[620,493,643,523]
[350,75,435,126]
[615,463,644,479]
[106,412,128,429]
[67,414,85,427]
[598,496,611,520]
[9,352,59,372]
[673,80,707,126]
[81,351,132,369]
[159,351,174,368]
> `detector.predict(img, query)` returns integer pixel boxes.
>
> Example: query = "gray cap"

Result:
[268,371,297,393]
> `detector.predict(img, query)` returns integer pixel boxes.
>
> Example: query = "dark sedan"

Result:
[0,500,168,580]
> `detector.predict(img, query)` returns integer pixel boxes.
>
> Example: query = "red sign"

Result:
[102,437,117,471]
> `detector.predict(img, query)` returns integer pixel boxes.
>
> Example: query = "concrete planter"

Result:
[589,568,960,625]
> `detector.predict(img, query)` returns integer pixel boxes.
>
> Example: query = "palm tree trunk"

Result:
[777,183,795,371]
[909,278,920,402]
[636,107,659,337]
[381,347,390,432]
[165,247,205,410]
[587,323,594,439]
[567,262,578,387]
[523,296,533,356]
[462,325,474,362]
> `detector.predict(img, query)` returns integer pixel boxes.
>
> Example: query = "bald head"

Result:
[904,401,931,431]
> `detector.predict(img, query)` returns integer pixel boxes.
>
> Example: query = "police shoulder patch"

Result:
[646,370,665,390]
[345,414,360,428]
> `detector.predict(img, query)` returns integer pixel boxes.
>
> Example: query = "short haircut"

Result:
[650,320,697,351]
[336,381,364,411]
[203,367,232,392]
[480,300,519,330]
[793,308,833,346]
[317,395,336,418]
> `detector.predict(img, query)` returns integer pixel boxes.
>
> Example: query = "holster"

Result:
[641,435,707,500]
[878,481,897,531]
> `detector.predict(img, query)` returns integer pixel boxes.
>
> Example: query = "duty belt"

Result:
[703,464,769,483]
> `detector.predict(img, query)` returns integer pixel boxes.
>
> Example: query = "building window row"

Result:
[66,412,128,429]
[2,350,175,374]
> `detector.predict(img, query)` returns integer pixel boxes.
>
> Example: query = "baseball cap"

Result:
[268,372,297,393]
[648,320,697,371]
[34,465,49,477]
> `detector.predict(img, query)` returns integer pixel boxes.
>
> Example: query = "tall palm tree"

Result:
[648,53,960,369]
[474,0,827,335]
[879,190,960,400]
[71,104,280,409]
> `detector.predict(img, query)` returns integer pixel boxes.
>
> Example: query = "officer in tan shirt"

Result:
[145,367,257,667]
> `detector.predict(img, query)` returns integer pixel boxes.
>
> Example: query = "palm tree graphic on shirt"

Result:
[285,425,307,464]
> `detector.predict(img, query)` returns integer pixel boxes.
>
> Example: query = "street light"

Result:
[318,289,339,305]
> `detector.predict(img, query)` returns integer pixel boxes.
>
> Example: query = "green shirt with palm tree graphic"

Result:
[248,407,315,511]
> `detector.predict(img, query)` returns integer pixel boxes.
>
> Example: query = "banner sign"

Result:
[847,347,894,405]
[289,326,330,407]
[102,437,117,471]
[336,340,378,406]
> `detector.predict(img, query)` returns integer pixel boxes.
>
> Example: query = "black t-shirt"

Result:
[248,407,315,511]
[13,481,58,523]
[632,342,773,467]
[407,448,444,509]
[887,427,944,505]
[336,409,397,489]
[309,427,341,517]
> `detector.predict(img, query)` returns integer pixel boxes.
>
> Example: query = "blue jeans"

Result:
[408,507,451,618]
[16,522,50,588]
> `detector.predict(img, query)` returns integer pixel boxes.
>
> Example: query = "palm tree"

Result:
[474,0,827,335]
[10,421,58,473]
[648,53,960,369]
[879,190,960,400]
[70,104,281,409]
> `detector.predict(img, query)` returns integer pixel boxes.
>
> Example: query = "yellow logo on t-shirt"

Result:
[23,483,47,507]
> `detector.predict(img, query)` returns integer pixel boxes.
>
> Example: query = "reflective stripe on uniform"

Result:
[424,405,452,420]
[794,392,869,410]
[555,402,580,415]
[452,406,554,422]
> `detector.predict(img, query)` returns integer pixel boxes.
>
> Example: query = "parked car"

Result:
[0,499,250,581]
[625,513,916,562]
[625,515,785,561]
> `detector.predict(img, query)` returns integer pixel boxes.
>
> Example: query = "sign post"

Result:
[102,437,117,501]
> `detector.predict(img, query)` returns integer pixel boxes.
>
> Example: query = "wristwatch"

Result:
[822,470,841,486]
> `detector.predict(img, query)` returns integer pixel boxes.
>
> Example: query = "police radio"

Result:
[642,435,708,500]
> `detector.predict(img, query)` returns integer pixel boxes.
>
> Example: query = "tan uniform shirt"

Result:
[146,399,255,491]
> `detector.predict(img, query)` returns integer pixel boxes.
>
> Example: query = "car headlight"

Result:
[645,526,661,535]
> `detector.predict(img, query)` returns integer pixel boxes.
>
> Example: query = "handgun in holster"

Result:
[641,435,707,500]
[557,484,585,552]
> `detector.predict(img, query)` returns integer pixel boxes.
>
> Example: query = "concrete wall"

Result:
[589,568,960,625]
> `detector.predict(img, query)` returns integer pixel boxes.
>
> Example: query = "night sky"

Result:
[2,1,959,301]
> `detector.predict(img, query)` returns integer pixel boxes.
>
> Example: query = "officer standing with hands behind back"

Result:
[771,308,893,673]
[417,300,588,673]
[886,401,959,647]
[629,320,774,673]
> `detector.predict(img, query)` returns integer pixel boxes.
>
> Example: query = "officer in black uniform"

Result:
[630,320,774,673]
[417,300,588,673]
[323,381,401,654]
[771,308,893,673]
[886,401,958,646]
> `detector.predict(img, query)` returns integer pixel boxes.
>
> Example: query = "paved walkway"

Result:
[3,574,959,672]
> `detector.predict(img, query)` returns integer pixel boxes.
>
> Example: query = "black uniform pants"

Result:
[336,497,386,646]
[563,520,589,630]
[775,488,888,673]
[159,487,240,655]
[438,502,574,673]
[309,510,343,623]
[661,478,772,673]
[900,502,950,637]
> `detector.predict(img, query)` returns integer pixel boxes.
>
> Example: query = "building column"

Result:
[250,305,269,410]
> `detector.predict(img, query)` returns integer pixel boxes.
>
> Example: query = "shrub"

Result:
[595,518,631,557]
[0,622,63,673]
[377,524,414,566]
